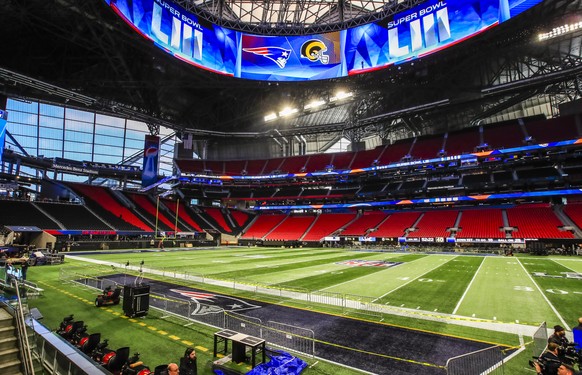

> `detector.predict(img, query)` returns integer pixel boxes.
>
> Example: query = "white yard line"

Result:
[452,256,485,315]
[516,258,570,330]
[371,256,457,303]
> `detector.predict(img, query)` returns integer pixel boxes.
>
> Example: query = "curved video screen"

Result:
[104,0,542,81]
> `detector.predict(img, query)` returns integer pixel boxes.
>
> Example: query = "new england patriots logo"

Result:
[243,47,292,68]
[170,289,261,316]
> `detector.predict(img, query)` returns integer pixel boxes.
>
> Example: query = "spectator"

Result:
[573,317,582,349]
[534,342,561,375]
[167,363,179,374]
[557,363,581,375]
[21,261,28,281]
[549,325,570,348]
[179,347,197,375]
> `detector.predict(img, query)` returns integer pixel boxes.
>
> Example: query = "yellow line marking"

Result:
[169,335,181,340]
[195,346,208,352]
[158,331,168,335]
[182,340,193,345]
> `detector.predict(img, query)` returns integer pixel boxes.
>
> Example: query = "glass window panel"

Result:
[124,138,143,149]
[124,129,146,141]
[39,115,64,129]
[39,103,64,117]
[64,130,93,143]
[93,154,122,164]
[39,127,64,139]
[126,120,148,131]
[38,149,62,158]
[95,113,125,127]
[7,111,38,126]
[6,134,35,148]
[39,138,63,150]
[95,123,124,137]
[94,134,124,147]
[159,126,174,136]
[64,142,92,153]
[7,99,38,114]
[65,108,94,122]
[63,151,92,161]
[7,123,37,137]
[65,119,94,133]
[94,145,122,157]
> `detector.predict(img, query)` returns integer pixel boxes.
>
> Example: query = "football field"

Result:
[77,247,582,330]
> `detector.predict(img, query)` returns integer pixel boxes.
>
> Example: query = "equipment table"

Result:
[213,329,266,368]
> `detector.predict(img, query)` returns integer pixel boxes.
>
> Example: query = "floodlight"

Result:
[264,113,277,122]
[279,107,298,117]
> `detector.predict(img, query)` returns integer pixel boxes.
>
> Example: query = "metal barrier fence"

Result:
[225,311,263,338]
[532,321,548,358]
[446,346,505,375]
[264,320,315,357]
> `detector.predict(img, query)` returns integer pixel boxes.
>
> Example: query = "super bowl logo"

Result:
[300,39,329,64]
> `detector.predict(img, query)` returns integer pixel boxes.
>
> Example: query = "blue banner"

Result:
[142,135,160,187]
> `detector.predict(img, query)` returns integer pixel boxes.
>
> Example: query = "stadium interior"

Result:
[0,0,582,374]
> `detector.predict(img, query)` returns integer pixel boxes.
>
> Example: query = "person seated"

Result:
[549,325,570,348]
[556,363,582,375]
[534,342,561,375]
[179,347,197,375]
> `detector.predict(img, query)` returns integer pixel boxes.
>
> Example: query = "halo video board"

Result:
[105,0,542,81]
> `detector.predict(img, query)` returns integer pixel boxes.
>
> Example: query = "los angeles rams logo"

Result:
[300,39,329,64]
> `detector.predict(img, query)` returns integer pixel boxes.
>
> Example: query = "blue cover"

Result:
[245,351,307,375]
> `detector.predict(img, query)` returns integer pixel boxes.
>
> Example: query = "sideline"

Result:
[66,254,542,337]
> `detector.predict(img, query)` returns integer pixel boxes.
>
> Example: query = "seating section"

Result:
[126,192,179,231]
[230,209,252,228]
[525,116,578,144]
[241,214,286,239]
[69,184,151,231]
[507,204,573,239]
[341,212,387,236]
[408,210,458,238]
[265,215,316,241]
[483,121,525,150]
[410,136,445,159]
[372,212,421,238]
[444,127,480,156]
[563,203,582,230]
[0,200,60,229]
[161,199,203,232]
[36,202,111,230]
[203,207,234,233]
[302,213,357,241]
[456,209,504,239]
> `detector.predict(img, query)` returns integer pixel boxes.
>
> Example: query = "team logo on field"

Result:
[243,46,292,68]
[336,260,403,267]
[170,289,261,315]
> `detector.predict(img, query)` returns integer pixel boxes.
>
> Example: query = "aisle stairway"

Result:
[0,308,23,374]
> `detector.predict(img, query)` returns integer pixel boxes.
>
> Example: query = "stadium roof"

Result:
[0,0,580,140]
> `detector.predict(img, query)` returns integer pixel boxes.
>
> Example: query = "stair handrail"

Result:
[11,279,35,375]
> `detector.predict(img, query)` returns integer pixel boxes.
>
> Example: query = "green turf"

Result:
[375,255,482,313]
[24,248,582,375]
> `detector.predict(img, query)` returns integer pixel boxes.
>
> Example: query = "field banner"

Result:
[105,0,237,75]
[142,135,160,187]
[0,110,7,166]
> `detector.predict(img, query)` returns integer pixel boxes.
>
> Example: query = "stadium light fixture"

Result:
[304,99,326,110]
[538,21,582,41]
[264,113,278,122]
[279,107,298,117]
[330,91,353,102]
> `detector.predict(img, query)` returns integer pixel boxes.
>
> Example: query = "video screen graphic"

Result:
[240,32,345,81]
[346,0,543,75]
[105,0,237,75]
[104,0,543,81]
